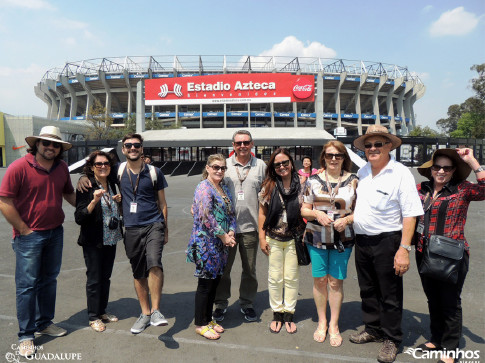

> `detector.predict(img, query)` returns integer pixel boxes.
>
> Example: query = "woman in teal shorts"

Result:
[301,140,358,347]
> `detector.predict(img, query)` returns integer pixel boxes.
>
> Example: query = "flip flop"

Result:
[269,312,284,334]
[313,326,327,343]
[196,325,220,340]
[329,330,343,347]
[209,320,224,333]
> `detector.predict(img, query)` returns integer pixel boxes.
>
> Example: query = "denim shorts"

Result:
[306,243,352,280]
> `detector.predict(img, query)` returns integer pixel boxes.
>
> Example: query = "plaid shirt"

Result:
[416,178,485,254]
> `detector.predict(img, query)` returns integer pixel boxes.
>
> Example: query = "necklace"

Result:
[324,170,343,209]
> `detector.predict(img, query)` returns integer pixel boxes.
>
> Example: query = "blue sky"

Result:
[0,0,484,130]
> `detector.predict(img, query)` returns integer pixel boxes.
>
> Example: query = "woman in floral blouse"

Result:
[187,154,236,340]
[415,148,485,363]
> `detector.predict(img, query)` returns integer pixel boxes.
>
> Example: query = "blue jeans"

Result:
[12,226,64,341]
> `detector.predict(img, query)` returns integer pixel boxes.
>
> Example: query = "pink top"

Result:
[0,153,74,237]
[298,168,318,178]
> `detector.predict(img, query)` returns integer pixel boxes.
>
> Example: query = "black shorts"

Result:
[124,222,165,279]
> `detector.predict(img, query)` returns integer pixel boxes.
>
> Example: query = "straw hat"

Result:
[353,125,402,151]
[417,148,471,182]
[25,126,72,151]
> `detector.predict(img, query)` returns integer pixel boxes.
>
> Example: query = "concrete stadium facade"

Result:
[35,55,425,136]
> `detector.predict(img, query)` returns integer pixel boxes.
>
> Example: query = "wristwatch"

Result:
[474,166,484,173]
[400,244,412,252]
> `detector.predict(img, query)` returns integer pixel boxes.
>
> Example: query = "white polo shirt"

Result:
[353,156,423,236]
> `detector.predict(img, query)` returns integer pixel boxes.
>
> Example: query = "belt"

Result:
[356,231,401,239]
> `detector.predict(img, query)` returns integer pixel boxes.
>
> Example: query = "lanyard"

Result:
[235,157,251,187]
[324,171,342,208]
[126,162,145,201]
[95,179,113,211]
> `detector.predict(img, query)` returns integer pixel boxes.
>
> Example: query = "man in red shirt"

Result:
[0,126,76,358]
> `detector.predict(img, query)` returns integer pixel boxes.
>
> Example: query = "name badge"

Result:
[416,222,424,235]
[237,191,245,201]
[327,210,335,221]
[282,211,287,223]
[130,202,138,213]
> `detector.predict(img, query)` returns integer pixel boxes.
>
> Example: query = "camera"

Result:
[108,216,119,230]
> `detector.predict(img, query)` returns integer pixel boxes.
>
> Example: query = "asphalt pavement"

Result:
[0,169,483,363]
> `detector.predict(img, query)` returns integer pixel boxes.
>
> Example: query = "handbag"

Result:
[418,235,465,284]
[294,233,311,266]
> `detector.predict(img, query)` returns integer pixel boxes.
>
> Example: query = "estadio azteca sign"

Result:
[145,74,314,105]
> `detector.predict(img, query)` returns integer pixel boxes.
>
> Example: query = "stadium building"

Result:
[35,55,425,137]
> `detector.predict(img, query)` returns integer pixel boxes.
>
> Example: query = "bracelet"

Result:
[474,166,484,173]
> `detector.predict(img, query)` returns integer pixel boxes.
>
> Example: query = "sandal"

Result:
[196,325,220,340]
[329,330,343,347]
[283,312,297,334]
[313,325,327,343]
[269,312,284,334]
[89,319,106,332]
[209,320,224,333]
[100,313,118,322]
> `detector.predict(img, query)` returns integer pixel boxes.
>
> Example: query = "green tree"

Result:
[450,112,485,138]
[436,63,485,138]
[409,125,442,137]
[85,100,114,140]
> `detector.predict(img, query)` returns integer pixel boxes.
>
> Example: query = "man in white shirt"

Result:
[350,125,423,363]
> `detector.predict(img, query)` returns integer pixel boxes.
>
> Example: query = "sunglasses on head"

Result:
[210,165,227,172]
[431,164,454,172]
[364,141,390,149]
[274,160,290,169]
[324,153,345,160]
[94,161,110,168]
[41,140,61,149]
[124,142,142,149]
[234,141,251,146]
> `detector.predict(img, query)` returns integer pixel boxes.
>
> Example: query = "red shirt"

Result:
[416,178,485,254]
[0,153,74,237]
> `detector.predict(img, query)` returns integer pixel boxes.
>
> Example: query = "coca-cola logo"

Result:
[292,78,314,99]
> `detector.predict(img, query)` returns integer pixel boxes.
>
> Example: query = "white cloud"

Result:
[52,18,89,30]
[410,71,430,82]
[421,5,433,14]
[430,7,481,36]
[260,36,337,58]
[0,0,55,10]
[61,37,77,47]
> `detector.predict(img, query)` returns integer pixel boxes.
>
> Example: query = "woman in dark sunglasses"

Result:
[187,154,236,341]
[414,148,485,363]
[258,148,306,334]
[74,151,122,332]
[300,140,358,347]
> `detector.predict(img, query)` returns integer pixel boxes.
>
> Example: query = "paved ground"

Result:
[0,169,484,363]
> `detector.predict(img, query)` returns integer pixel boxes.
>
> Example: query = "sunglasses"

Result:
[94,161,110,168]
[431,164,454,172]
[234,141,251,146]
[364,141,390,149]
[274,160,290,169]
[124,142,142,149]
[210,165,227,172]
[41,140,61,149]
[324,153,345,160]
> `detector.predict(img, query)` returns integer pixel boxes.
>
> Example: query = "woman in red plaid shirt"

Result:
[414,148,485,363]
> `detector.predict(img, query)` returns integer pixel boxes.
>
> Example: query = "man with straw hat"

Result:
[349,125,423,363]
[0,126,76,358]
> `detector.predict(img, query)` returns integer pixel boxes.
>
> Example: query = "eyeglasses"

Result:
[210,165,227,172]
[41,140,61,149]
[324,153,345,160]
[94,161,110,168]
[124,142,142,149]
[364,141,390,149]
[274,160,290,169]
[234,141,251,146]
[431,164,454,172]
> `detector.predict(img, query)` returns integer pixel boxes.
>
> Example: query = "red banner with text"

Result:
[145,73,314,105]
